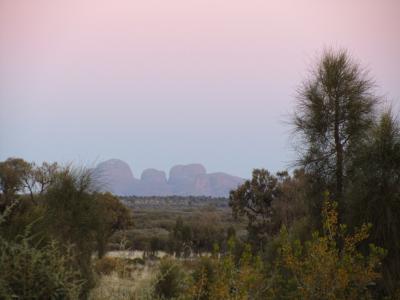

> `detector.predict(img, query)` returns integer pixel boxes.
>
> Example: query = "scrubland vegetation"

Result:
[1,49,400,299]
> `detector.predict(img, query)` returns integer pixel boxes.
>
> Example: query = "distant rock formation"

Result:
[141,168,168,184]
[93,159,244,197]
[169,164,207,195]
[200,172,244,197]
[139,169,171,196]
[93,159,137,195]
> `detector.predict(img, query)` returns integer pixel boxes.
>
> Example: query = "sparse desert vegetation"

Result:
[1,49,399,299]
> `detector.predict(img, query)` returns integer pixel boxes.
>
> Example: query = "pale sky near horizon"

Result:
[0,0,399,178]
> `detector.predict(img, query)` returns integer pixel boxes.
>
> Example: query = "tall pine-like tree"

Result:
[293,49,378,215]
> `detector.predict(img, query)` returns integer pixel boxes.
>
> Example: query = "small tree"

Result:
[43,167,100,296]
[229,169,280,249]
[229,169,307,250]
[171,217,193,257]
[94,192,132,258]
[0,158,32,211]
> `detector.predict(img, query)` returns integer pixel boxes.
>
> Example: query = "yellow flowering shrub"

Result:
[275,194,386,300]
[188,240,265,300]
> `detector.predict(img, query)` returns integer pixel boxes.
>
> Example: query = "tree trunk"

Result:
[97,237,107,259]
[334,97,343,201]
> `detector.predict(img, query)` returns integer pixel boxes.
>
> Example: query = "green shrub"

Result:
[0,236,83,299]
[154,258,186,299]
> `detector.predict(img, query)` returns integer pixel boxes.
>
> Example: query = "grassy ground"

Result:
[89,266,156,300]
[89,252,159,300]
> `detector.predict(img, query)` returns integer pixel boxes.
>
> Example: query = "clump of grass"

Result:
[89,258,158,300]
[89,272,138,300]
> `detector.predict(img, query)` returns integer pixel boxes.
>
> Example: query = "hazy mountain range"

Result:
[92,159,244,197]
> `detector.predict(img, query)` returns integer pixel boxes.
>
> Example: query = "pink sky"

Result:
[0,0,399,177]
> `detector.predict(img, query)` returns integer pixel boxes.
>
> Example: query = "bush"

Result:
[0,236,83,299]
[269,196,386,299]
[188,241,265,300]
[154,258,186,299]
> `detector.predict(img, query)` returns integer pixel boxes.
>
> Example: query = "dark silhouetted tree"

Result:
[95,192,132,258]
[229,169,281,249]
[293,49,378,216]
[0,158,32,211]
[43,167,100,297]
[347,110,400,294]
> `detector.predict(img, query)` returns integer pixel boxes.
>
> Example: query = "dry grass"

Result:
[90,253,162,300]
[89,266,158,300]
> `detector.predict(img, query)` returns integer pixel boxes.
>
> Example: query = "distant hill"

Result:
[92,159,244,197]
